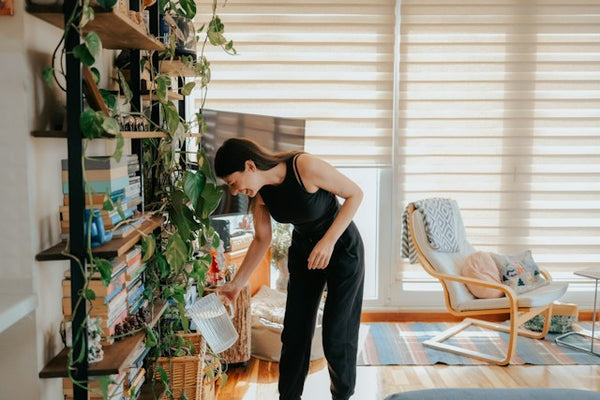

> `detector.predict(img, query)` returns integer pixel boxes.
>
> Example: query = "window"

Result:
[395,1,600,297]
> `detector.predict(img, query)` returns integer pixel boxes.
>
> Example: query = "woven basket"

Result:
[155,333,207,400]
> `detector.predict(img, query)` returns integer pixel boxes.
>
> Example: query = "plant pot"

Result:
[274,258,289,292]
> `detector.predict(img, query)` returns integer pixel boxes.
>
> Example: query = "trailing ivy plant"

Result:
[41,0,236,398]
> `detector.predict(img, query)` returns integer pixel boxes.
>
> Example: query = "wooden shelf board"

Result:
[27,5,164,51]
[39,300,168,378]
[120,131,166,139]
[141,91,184,102]
[36,215,163,261]
[32,130,170,139]
[160,60,196,77]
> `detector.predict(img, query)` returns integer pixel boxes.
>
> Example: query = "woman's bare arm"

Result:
[218,194,272,302]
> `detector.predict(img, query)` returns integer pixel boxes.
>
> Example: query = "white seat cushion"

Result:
[455,281,569,311]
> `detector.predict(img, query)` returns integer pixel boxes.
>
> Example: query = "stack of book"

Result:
[60,155,143,240]
[63,370,127,400]
[123,341,149,398]
[126,153,142,211]
[124,246,146,314]
[62,258,129,339]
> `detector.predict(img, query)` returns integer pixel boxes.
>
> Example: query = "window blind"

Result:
[194,0,395,166]
[396,0,600,282]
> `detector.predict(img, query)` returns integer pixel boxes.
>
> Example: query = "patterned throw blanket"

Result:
[401,198,460,263]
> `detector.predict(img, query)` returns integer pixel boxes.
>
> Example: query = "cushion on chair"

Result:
[461,251,505,299]
[491,251,548,294]
[455,281,568,311]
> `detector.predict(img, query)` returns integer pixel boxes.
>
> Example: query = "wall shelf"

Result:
[160,60,196,77]
[31,130,180,139]
[39,299,168,378]
[36,215,163,261]
[27,5,164,51]
[0,293,37,334]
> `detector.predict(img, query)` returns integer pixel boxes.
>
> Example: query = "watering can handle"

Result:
[226,301,235,319]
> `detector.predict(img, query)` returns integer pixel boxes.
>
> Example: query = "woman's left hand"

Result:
[307,238,335,269]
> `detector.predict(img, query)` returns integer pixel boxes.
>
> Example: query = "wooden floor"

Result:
[216,358,600,399]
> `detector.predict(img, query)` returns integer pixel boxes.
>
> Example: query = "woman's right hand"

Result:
[217,281,241,306]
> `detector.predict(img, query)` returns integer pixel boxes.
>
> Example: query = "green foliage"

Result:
[42,67,54,87]
[94,258,114,286]
[96,0,118,10]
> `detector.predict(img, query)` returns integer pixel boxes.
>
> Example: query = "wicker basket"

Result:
[155,333,207,400]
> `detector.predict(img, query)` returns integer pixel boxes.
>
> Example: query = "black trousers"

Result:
[279,222,365,400]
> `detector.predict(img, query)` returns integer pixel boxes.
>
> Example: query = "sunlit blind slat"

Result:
[195,0,395,166]
[396,0,600,281]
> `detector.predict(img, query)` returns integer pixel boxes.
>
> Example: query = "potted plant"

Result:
[271,222,292,292]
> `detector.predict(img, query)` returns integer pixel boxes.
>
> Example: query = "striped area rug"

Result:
[357,322,600,365]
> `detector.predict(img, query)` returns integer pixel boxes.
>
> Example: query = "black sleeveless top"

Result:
[259,154,340,237]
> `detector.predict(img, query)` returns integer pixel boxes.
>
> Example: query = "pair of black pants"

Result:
[279,223,365,400]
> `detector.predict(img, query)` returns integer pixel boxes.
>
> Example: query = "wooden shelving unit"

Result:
[27,5,164,51]
[39,300,168,378]
[36,215,163,261]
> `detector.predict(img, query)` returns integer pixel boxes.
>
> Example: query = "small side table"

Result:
[556,268,600,356]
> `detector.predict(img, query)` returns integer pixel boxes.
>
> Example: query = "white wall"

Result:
[0,1,118,397]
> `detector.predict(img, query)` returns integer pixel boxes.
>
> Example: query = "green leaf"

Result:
[164,102,180,134]
[102,116,120,136]
[181,81,195,96]
[183,171,206,213]
[170,190,200,241]
[42,67,54,87]
[155,75,170,102]
[90,67,101,85]
[146,326,159,348]
[99,376,112,399]
[197,149,217,183]
[80,4,95,28]
[72,44,95,66]
[84,32,102,61]
[141,234,156,262]
[178,0,196,18]
[200,183,223,218]
[212,233,220,249]
[102,190,114,211]
[177,302,189,332]
[117,70,133,105]
[155,252,170,279]
[99,89,118,115]
[192,259,208,285]
[165,233,188,273]
[111,133,124,162]
[95,258,114,286]
[79,108,104,138]
[96,0,117,10]
[83,288,96,300]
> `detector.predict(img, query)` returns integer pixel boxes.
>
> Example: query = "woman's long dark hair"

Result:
[214,137,300,178]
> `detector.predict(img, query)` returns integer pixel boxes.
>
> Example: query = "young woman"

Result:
[214,138,365,400]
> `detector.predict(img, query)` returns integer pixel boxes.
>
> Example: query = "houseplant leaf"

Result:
[183,170,206,213]
[165,233,188,273]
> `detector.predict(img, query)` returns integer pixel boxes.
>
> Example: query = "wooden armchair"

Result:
[407,203,568,365]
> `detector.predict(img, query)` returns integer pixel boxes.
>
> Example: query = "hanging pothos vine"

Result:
[42,0,235,398]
